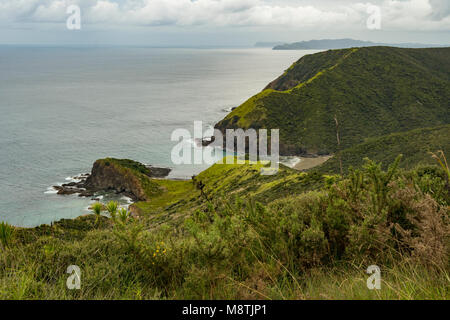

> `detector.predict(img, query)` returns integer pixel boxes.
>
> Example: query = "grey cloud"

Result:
[429,0,450,20]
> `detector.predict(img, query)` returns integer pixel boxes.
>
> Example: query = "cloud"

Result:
[429,0,450,20]
[380,0,450,31]
[0,0,448,31]
[0,0,39,21]
[32,0,67,22]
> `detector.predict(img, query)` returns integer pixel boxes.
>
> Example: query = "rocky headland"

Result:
[54,159,171,201]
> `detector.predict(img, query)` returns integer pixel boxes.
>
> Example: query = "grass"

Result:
[215,47,450,155]
[315,124,450,174]
[2,46,449,300]
[132,179,196,225]
[289,263,449,300]
[102,158,151,176]
[0,222,14,248]
[0,154,448,300]
[3,45,450,299]
[131,157,325,223]
[195,157,324,204]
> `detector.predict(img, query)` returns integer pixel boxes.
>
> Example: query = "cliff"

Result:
[83,158,163,201]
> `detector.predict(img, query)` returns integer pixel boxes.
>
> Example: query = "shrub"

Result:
[0,156,448,299]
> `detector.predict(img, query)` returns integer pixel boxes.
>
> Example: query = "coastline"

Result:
[293,155,333,171]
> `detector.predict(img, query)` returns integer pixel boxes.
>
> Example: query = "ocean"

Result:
[0,46,314,227]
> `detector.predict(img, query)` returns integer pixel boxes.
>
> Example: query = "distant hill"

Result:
[273,38,447,50]
[254,42,285,48]
[213,46,450,156]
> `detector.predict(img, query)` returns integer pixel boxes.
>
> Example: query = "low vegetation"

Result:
[0,153,448,299]
[315,125,450,174]
[1,46,449,299]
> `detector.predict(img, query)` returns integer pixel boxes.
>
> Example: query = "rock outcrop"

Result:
[145,165,172,178]
[82,159,145,201]
[55,158,169,201]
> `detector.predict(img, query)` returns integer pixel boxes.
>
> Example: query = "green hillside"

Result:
[215,47,450,155]
[2,154,449,299]
[1,47,449,300]
[316,124,450,174]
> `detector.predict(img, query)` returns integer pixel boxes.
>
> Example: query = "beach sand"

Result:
[294,155,333,171]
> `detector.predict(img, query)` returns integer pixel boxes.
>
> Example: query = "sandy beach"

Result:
[294,155,333,170]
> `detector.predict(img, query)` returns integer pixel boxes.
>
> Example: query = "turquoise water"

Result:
[0,47,312,227]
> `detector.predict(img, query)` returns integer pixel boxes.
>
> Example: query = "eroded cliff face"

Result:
[83,159,162,201]
[84,161,139,200]
[54,158,169,200]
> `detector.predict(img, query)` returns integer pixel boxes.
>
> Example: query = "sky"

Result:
[0,0,449,46]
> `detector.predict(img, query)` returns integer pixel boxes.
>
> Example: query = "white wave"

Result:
[44,186,58,194]
[222,106,235,112]
[120,195,133,204]
[64,173,89,183]
[280,156,301,168]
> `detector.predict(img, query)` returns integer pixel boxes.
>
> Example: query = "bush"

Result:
[0,156,448,299]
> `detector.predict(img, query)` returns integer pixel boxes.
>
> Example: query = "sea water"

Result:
[0,46,315,226]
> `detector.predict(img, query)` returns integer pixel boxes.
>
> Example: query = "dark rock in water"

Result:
[202,136,215,147]
[54,185,85,195]
[145,165,172,178]
[78,190,94,197]
[54,175,93,197]
[202,136,223,149]
[54,186,71,195]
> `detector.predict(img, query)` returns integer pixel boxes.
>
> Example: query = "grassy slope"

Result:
[315,124,450,174]
[2,156,448,299]
[215,47,450,155]
[2,48,450,300]
[196,157,325,203]
[131,157,325,226]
